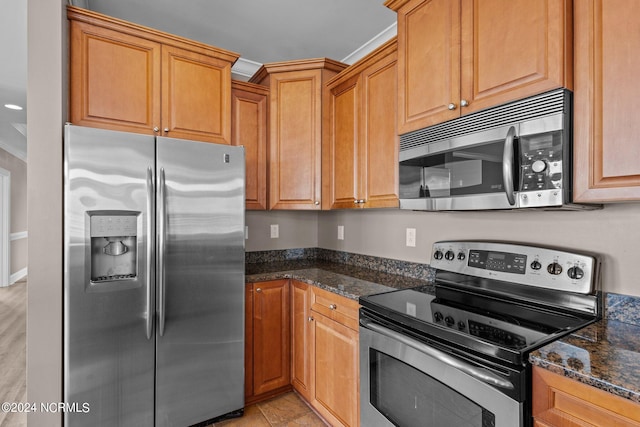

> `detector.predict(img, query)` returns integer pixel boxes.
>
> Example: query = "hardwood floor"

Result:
[0,280,27,427]
[212,392,328,427]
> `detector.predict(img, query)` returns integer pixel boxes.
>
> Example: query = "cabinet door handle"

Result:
[329,304,337,310]
[153,127,160,133]
[448,103,457,110]
[256,288,262,293]
[164,128,169,133]
[460,99,469,107]
[308,316,314,322]
[314,201,320,205]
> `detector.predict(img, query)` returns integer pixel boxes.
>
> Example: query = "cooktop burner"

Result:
[359,241,601,366]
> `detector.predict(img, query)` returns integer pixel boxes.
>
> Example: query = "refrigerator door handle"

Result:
[158,167,167,337]
[146,167,154,340]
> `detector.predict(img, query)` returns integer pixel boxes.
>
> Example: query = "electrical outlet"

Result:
[406,228,416,247]
[337,225,344,240]
[270,224,279,239]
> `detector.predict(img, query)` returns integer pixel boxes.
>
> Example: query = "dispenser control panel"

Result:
[90,215,137,237]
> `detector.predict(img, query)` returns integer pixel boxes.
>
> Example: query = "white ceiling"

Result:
[0,0,27,161]
[0,0,397,163]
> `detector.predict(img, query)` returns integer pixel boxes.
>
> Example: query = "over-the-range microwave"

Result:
[399,89,600,211]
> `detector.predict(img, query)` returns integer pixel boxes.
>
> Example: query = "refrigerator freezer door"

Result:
[155,137,245,426]
[64,125,156,426]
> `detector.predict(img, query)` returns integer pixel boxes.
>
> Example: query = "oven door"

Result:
[360,318,523,427]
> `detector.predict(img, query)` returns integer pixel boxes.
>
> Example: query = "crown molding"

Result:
[231,57,263,79]
[233,21,398,80]
[341,22,397,65]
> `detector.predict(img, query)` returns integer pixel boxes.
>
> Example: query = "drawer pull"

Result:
[329,304,337,310]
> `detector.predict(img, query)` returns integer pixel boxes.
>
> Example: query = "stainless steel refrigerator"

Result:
[63,124,245,426]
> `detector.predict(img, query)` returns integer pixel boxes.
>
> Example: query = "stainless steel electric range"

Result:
[359,241,601,427]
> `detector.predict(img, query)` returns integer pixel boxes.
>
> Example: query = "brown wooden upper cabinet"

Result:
[324,38,399,210]
[250,59,347,210]
[573,0,640,202]
[385,0,573,134]
[68,6,238,144]
[231,81,268,210]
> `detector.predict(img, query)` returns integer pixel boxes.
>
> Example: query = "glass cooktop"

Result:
[359,284,595,365]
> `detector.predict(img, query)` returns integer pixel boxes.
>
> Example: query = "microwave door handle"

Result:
[145,167,154,340]
[502,126,517,206]
[361,319,515,390]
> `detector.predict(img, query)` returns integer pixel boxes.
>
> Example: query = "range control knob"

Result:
[434,312,443,322]
[530,260,542,270]
[568,266,585,280]
[445,316,455,327]
[457,252,466,261]
[547,262,563,275]
[457,321,466,331]
[434,250,444,260]
[445,250,455,261]
[532,160,547,173]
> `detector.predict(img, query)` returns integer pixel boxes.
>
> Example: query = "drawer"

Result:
[310,286,359,331]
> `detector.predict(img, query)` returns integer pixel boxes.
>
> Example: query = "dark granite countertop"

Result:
[530,319,640,403]
[245,259,432,301]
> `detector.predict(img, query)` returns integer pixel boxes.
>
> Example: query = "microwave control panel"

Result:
[518,130,564,192]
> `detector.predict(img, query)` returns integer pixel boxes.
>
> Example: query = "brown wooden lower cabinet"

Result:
[532,366,640,426]
[245,280,291,405]
[311,311,359,427]
[248,279,360,426]
[291,280,313,402]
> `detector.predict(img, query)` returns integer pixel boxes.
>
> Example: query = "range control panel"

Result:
[431,241,598,295]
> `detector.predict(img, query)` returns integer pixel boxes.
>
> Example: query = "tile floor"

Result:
[211,392,328,427]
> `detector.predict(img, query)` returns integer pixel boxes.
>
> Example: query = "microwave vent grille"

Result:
[400,89,569,152]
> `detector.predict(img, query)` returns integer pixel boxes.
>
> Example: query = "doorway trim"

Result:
[0,167,10,287]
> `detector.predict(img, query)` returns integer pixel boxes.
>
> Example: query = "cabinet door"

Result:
[162,45,232,144]
[291,281,313,401]
[325,75,360,209]
[231,81,268,210]
[396,0,461,133]
[252,280,291,396]
[574,0,640,202]
[359,49,399,208]
[268,70,323,209]
[312,313,359,427]
[69,20,161,134]
[460,0,572,114]
[532,366,640,426]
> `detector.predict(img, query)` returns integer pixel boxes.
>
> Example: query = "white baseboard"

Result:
[10,267,27,284]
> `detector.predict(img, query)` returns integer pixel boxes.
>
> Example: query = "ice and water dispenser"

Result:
[88,211,139,283]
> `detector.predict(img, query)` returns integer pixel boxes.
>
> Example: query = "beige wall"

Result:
[0,149,27,279]
[247,203,640,297]
[245,210,319,252]
[27,0,66,425]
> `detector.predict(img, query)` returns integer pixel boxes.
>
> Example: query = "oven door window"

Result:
[370,349,495,427]
[399,139,507,200]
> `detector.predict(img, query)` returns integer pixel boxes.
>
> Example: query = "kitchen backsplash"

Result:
[606,293,640,327]
[247,247,640,326]
[246,247,436,282]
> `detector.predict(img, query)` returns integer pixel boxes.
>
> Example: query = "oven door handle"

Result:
[361,319,515,390]
[502,126,517,206]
